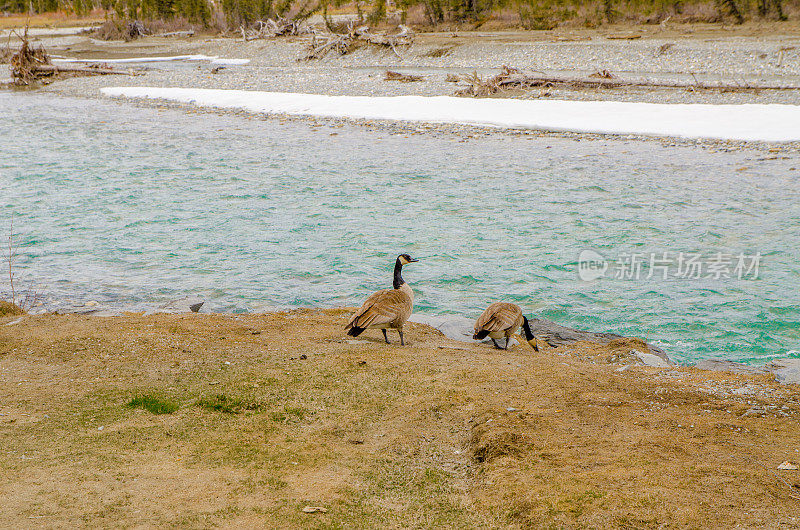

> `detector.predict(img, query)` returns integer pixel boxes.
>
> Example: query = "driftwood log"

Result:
[10,30,135,85]
[152,30,195,38]
[30,64,132,75]
[240,17,311,41]
[306,24,413,60]
[456,66,800,96]
[528,318,669,362]
[385,70,424,82]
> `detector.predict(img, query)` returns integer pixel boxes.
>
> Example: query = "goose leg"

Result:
[399,329,405,346]
[504,336,510,350]
[382,329,390,344]
[491,338,501,349]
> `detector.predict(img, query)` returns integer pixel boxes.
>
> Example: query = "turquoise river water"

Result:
[2,92,799,365]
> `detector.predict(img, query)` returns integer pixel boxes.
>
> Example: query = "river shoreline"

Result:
[9,299,800,382]
[3,86,798,369]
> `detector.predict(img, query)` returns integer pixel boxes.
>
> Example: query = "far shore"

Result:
[2,20,800,149]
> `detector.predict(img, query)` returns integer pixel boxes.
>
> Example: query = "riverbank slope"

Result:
[1,309,798,527]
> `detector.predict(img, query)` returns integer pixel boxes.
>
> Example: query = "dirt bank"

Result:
[1,309,798,527]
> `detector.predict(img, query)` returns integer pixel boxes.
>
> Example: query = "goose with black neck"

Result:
[345,254,419,345]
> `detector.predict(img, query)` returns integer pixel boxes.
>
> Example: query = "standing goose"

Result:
[345,254,419,345]
[473,302,536,350]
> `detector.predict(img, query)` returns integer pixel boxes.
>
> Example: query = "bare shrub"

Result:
[91,18,200,41]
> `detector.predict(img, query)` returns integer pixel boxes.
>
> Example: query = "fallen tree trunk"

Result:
[499,73,800,90]
[456,66,800,96]
[152,30,195,38]
[241,17,312,41]
[10,28,134,85]
[33,64,135,76]
[305,24,413,60]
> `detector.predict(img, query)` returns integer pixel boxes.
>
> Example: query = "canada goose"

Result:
[345,254,419,345]
[473,302,536,350]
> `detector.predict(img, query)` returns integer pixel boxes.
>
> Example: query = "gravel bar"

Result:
[5,29,800,150]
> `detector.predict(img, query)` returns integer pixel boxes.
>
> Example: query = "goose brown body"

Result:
[345,283,413,332]
[473,302,525,349]
[345,254,418,345]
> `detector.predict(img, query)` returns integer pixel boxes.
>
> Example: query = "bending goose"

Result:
[345,254,419,345]
[473,302,536,350]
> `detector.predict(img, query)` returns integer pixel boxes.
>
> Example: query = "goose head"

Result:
[397,254,419,265]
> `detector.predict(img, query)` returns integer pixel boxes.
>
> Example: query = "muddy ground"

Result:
[1,309,798,527]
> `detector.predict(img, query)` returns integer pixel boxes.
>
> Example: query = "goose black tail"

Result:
[347,326,365,337]
[473,330,489,340]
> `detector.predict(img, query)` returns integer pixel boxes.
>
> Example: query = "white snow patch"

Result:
[100,87,800,142]
[57,55,249,65]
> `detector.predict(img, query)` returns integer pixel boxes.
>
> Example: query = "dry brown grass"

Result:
[0,12,104,30]
[0,301,24,316]
[0,309,798,527]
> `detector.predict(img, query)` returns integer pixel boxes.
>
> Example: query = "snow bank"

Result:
[100,87,800,142]
[57,55,249,65]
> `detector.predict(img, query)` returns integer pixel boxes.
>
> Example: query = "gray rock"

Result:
[764,358,800,385]
[148,296,204,315]
[527,318,671,364]
[409,314,519,347]
[635,351,670,368]
[741,405,767,417]
[695,359,767,375]
[411,314,664,359]
[90,309,124,317]
[409,314,476,342]
[56,304,119,316]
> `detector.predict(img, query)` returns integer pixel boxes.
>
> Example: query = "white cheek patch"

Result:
[399,256,409,265]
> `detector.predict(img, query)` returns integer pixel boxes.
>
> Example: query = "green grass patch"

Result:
[197,394,263,414]
[127,394,179,415]
[269,405,307,423]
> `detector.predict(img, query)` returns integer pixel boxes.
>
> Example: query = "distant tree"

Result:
[715,0,743,23]
[604,0,614,23]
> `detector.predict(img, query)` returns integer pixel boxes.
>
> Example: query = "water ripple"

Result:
[2,92,800,364]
